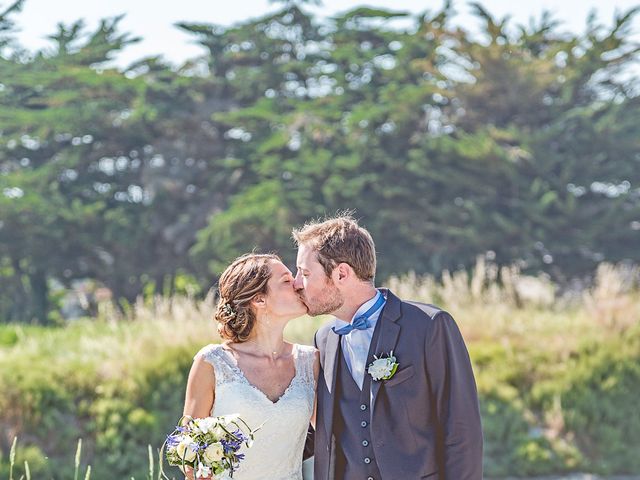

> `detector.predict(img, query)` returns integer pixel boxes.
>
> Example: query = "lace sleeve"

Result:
[194,344,217,364]
[193,344,237,384]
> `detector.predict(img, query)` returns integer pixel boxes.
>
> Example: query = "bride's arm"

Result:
[183,354,216,418]
[180,354,216,480]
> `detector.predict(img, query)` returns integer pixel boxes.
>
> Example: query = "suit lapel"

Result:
[369,289,402,411]
[323,330,340,393]
[322,330,340,438]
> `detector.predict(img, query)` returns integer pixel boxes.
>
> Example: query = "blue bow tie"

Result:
[332,293,386,336]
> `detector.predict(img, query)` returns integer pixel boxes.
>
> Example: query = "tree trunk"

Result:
[29,269,49,325]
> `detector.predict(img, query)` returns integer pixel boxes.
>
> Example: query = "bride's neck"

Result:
[243,315,287,357]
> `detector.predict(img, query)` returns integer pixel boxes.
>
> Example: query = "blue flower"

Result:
[166,434,181,448]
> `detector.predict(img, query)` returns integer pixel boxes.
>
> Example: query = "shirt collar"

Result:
[333,290,385,329]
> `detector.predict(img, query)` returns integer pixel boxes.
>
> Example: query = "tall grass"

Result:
[6,437,160,480]
[388,258,639,352]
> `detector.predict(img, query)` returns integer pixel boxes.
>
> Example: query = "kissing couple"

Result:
[182,214,483,479]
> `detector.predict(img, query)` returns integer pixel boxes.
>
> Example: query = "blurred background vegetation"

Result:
[0,0,639,477]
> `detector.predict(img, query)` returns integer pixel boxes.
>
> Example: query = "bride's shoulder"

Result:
[294,343,319,366]
[193,343,224,364]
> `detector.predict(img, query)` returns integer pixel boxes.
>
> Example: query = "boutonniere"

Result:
[367,351,399,381]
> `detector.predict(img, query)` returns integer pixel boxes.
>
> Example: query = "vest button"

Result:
[362,440,369,447]
[360,404,367,410]
[364,457,371,464]
[367,477,374,480]
[361,421,367,427]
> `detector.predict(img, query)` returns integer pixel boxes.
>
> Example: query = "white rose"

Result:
[176,437,197,463]
[211,423,226,440]
[203,442,225,464]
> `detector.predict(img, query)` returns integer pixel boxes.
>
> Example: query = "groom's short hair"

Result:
[292,213,376,283]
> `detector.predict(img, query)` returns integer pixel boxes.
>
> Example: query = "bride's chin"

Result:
[295,305,309,316]
[282,306,307,320]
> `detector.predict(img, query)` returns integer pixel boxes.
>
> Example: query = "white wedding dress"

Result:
[195,343,316,480]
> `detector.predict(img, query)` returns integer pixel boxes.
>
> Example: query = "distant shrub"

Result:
[534,326,640,475]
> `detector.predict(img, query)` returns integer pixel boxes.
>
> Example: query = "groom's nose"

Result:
[293,273,303,291]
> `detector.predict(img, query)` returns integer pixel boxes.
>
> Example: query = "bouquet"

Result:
[162,414,258,479]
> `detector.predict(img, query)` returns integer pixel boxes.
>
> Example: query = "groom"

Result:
[293,214,483,480]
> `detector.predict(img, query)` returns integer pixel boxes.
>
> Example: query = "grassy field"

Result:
[1,260,639,479]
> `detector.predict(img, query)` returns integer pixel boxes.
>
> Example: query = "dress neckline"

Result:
[219,343,300,405]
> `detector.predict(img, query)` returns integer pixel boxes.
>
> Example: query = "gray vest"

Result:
[335,337,383,480]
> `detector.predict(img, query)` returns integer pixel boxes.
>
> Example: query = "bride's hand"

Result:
[181,465,194,480]
[181,465,212,480]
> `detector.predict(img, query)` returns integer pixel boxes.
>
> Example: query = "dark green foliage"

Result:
[1,3,639,322]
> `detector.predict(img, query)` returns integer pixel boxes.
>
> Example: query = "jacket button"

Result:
[361,421,367,427]
[360,404,367,410]
[364,457,371,464]
[367,477,374,480]
[362,440,369,447]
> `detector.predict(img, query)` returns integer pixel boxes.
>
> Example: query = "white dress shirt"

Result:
[333,291,386,390]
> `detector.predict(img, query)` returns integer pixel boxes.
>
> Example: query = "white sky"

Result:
[11,0,640,67]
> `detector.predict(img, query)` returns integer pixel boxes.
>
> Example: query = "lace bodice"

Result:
[195,343,316,480]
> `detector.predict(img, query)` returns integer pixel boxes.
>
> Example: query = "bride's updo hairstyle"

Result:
[214,253,280,343]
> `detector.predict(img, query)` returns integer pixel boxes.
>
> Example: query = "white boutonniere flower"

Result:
[367,351,399,381]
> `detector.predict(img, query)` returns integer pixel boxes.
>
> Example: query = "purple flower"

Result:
[221,438,240,454]
[166,434,181,448]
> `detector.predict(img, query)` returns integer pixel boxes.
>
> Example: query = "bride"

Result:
[182,253,319,480]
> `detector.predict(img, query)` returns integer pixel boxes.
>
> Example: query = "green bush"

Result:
[473,342,579,477]
[0,443,51,479]
[86,345,193,479]
[534,326,640,474]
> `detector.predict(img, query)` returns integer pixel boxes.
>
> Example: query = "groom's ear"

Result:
[334,262,352,283]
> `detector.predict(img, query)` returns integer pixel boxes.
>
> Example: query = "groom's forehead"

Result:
[296,245,319,266]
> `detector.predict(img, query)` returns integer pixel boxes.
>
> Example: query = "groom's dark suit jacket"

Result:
[313,289,483,480]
